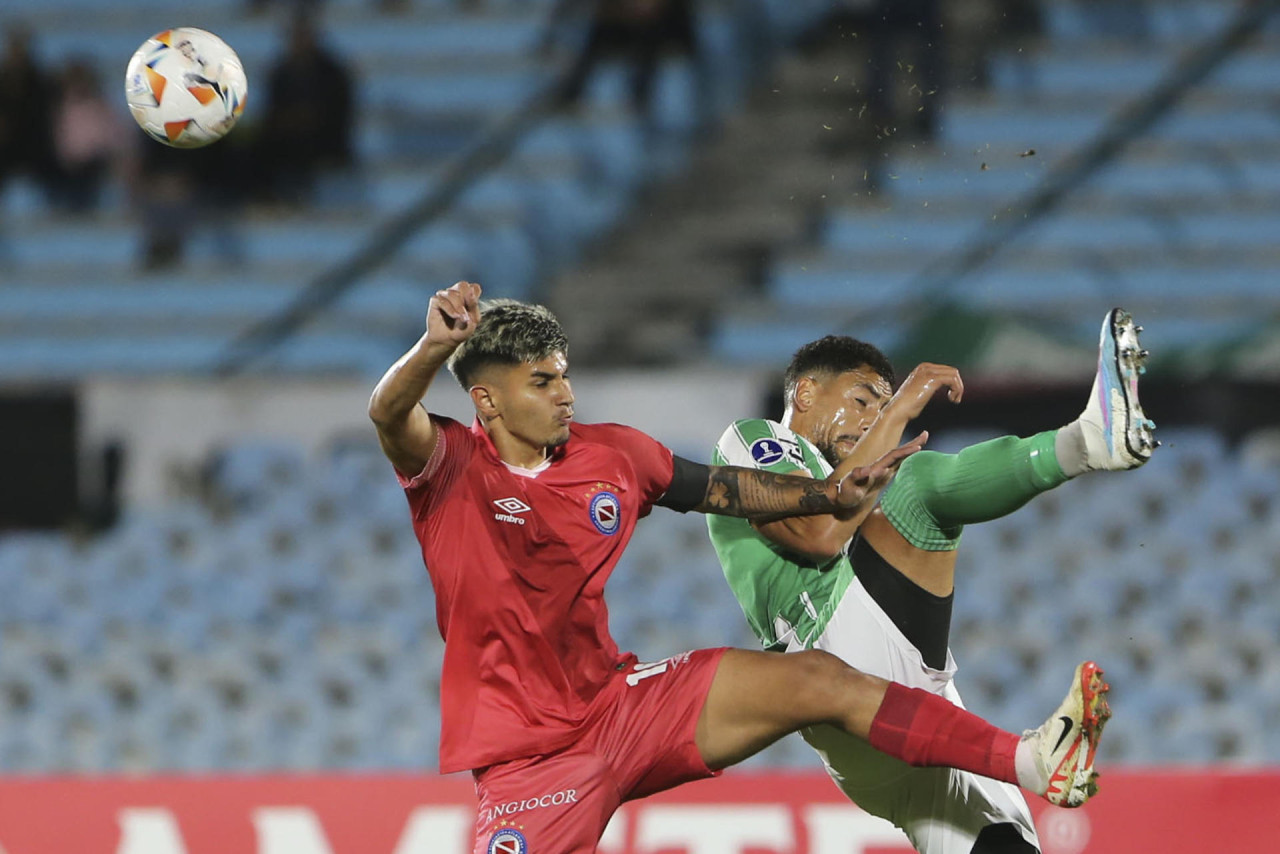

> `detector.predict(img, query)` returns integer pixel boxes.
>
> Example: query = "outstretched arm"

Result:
[756,363,962,562]
[684,435,925,520]
[851,363,963,465]
[368,281,481,477]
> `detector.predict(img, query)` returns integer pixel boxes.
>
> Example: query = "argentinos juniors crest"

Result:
[487,824,528,854]
[586,483,621,536]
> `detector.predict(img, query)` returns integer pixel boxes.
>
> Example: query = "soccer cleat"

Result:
[1078,308,1156,469]
[1022,661,1112,808]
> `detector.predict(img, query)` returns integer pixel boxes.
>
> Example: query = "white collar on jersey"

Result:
[503,457,553,478]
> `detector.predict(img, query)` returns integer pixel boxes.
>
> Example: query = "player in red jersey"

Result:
[368,281,1111,854]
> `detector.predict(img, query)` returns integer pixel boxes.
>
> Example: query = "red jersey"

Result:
[398,415,676,774]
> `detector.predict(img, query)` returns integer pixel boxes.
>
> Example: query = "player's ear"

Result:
[793,376,818,413]
[470,383,499,419]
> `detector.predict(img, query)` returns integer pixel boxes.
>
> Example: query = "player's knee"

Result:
[883,450,943,511]
[896,449,944,479]
[792,649,853,680]
[880,451,962,551]
[789,650,877,713]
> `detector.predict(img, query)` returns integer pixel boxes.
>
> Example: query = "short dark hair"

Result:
[447,298,569,388]
[783,336,896,400]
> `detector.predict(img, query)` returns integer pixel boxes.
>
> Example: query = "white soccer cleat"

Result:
[1023,661,1112,808]
[1078,308,1157,470]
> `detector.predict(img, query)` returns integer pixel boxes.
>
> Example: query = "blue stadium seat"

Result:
[6,223,137,268]
[824,212,977,255]
[0,283,295,324]
[336,276,434,324]
[1022,213,1170,252]
[709,319,825,366]
[961,268,1108,311]
[363,71,541,113]
[329,19,541,59]
[943,108,1108,151]
[769,264,913,311]
[1156,108,1280,144]
[1087,159,1233,199]
[884,161,1042,203]
[1006,54,1168,97]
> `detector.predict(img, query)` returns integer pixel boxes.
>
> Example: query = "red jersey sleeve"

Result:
[592,423,675,513]
[395,415,475,513]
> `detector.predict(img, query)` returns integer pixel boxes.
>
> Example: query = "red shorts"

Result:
[472,647,727,854]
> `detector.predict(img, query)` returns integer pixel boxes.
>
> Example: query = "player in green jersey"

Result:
[707,309,1154,854]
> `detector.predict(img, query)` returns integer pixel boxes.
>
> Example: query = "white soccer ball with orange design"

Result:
[125,27,247,148]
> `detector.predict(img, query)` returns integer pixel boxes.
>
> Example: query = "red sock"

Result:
[868,683,1020,785]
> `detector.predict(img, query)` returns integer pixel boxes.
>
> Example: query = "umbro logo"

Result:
[494,497,530,514]
[493,497,530,526]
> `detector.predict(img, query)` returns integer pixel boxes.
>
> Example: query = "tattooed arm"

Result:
[688,435,926,519]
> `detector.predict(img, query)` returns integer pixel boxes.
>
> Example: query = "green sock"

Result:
[879,430,1069,551]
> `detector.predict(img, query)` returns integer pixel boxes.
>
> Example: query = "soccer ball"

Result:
[125,28,247,149]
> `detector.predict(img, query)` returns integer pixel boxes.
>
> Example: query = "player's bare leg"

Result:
[860,307,1158,598]
[695,649,888,767]
[695,648,1111,807]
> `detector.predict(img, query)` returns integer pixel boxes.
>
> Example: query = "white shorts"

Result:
[794,577,1040,854]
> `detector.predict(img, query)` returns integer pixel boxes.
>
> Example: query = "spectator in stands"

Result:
[246,0,407,17]
[953,0,1044,93]
[798,0,944,195]
[1079,0,1148,42]
[864,0,945,142]
[0,23,58,202]
[544,0,711,132]
[992,0,1045,46]
[253,12,355,206]
[50,58,132,214]
[805,0,944,191]
[133,128,247,270]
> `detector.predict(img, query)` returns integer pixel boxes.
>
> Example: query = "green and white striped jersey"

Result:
[706,418,855,651]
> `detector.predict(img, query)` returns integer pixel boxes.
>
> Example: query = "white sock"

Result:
[1054,421,1091,478]
[1014,736,1047,794]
